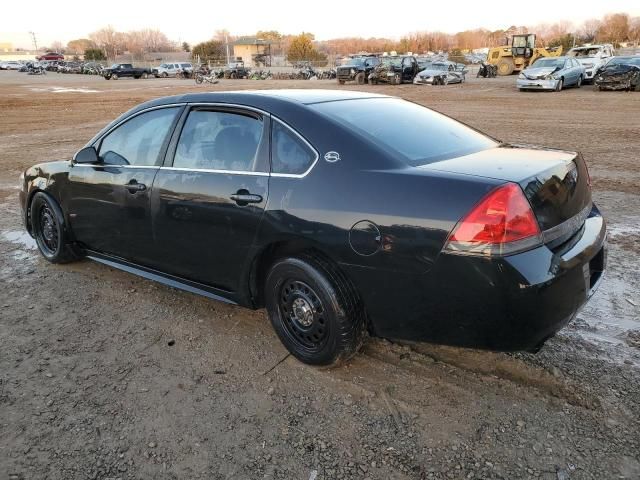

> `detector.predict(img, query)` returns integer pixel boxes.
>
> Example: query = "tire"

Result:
[555,78,563,92]
[30,192,77,264]
[162,72,168,78]
[112,73,119,80]
[576,75,582,88]
[230,72,237,79]
[393,74,401,85]
[195,74,203,85]
[338,79,345,85]
[142,72,148,79]
[496,58,514,76]
[355,72,365,85]
[265,255,366,367]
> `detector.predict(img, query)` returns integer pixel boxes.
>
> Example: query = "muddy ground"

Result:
[0,71,639,480]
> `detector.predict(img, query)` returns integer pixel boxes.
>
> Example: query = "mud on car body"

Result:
[19,90,606,367]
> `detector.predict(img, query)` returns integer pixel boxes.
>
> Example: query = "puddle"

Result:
[1,230,38,264]
[29,86,99,93]
[2,230,37,250]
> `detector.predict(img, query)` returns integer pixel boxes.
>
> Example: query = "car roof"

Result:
[141,89,390,109]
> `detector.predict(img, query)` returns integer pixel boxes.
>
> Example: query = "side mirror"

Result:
[73,146,99,164]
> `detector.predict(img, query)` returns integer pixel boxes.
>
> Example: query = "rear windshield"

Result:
[311,98,497,166]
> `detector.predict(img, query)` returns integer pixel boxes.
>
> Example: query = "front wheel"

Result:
[30,192,77,264]
[576,75,582,88]
[265,255,366,367]
[555,78,563,91]
[112,73,119,80]
[355,72,365,85]
[142,72,148,79]
[195,74,203,84]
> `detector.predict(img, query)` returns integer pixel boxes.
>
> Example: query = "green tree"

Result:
[84,48,106,61]
[548,33,575,51]
[287,33,327,64]
[182,41,190,52]
[191,40,225,62]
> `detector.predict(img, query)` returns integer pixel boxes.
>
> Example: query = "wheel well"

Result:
[249,240,354,311]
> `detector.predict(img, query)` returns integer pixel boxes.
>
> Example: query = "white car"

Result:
[153,62,193,77]
[567,44,614,82]
[1,61,23,70]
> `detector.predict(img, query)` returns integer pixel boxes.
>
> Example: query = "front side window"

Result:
[98,107,179,166]
[173,110,264,172]
[271,121,316,175]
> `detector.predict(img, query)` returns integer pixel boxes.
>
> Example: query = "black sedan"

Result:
[19,90,606,366]
[594,56,640,91]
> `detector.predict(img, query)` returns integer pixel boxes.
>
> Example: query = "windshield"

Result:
[311,98,497,167]
[607,57,640,67]
[381,57,401,67]
[341,58,365,66]
[531,58,565,68]
[568,48,601,58]
[430,63,449,71]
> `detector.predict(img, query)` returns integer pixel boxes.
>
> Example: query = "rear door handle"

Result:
[230,192,263,205]
[125,180,146,193]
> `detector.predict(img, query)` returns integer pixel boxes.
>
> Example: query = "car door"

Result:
[149,105,270,294]
[66,106,182,264]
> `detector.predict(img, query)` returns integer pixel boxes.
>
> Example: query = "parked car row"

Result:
[517,54,640,92]
[337,54,468,86]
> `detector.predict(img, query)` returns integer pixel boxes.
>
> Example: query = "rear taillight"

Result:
[444,183,542,256]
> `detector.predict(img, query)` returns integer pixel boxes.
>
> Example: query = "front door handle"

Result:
[125,180,146,193]
[230,190,262,206]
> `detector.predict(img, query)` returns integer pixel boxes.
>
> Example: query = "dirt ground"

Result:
[0,71,639,480]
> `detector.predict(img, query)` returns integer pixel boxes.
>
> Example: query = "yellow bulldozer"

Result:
[487,34,563,76]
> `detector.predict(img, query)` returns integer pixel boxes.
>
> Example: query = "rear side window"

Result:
[173,110,265,172]
[271,121,317,175]
[98,107,179,166]
[311,98,497,166]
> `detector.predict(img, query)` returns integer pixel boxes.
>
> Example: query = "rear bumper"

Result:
[517,78,557,90]
[346,204,606,351]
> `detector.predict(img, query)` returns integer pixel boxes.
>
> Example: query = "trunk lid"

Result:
[418,144,592,233]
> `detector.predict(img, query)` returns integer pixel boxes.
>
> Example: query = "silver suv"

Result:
[153,62,193,78]
[567,44,615,82]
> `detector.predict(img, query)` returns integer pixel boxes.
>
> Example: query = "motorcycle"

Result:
[477,62,497,78]
[195,71,220,85]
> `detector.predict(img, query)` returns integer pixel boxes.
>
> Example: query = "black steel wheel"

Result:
[30,192,77,263]
[265,255,366,367]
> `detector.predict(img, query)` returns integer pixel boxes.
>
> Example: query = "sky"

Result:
[3,0,638,49]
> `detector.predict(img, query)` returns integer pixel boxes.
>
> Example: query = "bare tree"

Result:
[580,18,602,43]
[598,13,630,44]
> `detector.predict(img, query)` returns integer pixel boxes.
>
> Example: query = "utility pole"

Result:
[29,31,38,51]
[225,33,230,64]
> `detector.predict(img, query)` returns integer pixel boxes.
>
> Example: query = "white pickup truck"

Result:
[567,44,615,82]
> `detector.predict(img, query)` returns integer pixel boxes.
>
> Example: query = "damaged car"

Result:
[567,44,614,83]
[413,61,467,85]
[594,56,640,91]
[336,55,380,85]
[517,56,585,92]
[368,56,419,85]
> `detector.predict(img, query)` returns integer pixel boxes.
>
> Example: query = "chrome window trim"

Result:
[160,166,269,176]
[94,103,185,147]
[270,116,319,179]
[71,164,161,169]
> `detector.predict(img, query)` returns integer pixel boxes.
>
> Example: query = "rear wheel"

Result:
[497,58,514,76]
[265,255,366,367]
[30,192,77,264]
